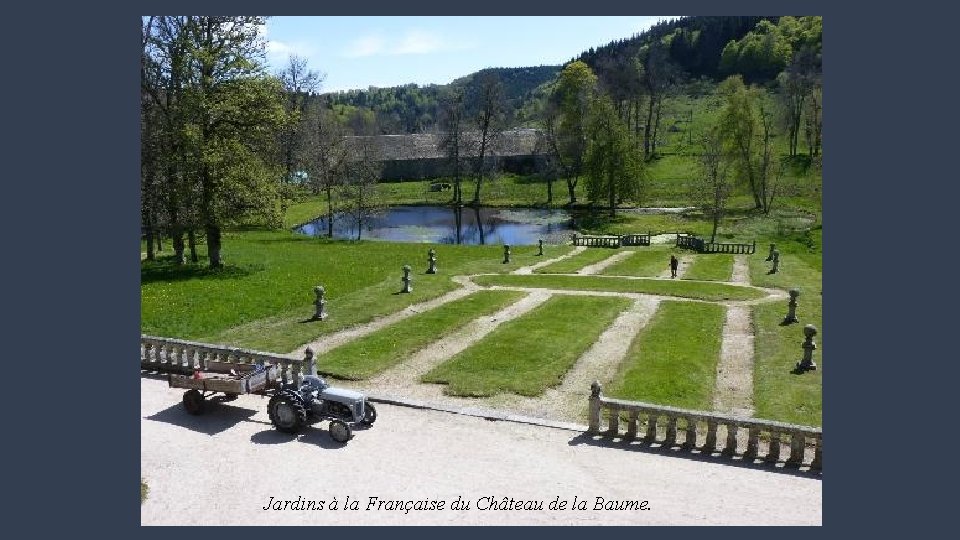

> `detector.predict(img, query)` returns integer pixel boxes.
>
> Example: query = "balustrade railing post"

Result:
[646,414,658,442]
[588,381,601,434]
[625,410,639,440]
[684,417,697,448]
[705,420,718,451]
[767,432,782,463]
[745,427,760,459]
[607,406,620,436]
[724,423,739,455]
[787,431,805,466]
[811,435,822,470]
[665,416,678,446]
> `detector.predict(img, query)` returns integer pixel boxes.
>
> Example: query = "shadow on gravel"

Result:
[567,433,822,480]
[250,427,350,449]
[147,402,257,435]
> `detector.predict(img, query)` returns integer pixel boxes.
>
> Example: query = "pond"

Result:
[293,205,575,245]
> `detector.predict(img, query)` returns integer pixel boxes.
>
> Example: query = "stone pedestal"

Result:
[537,239,544,256]
[784,288,800,324]
[771,249,781,273]
[502,244,511,264]
[401,265,412,293]
[796,324,818,371]
[426,249,437,274]
[312,286,328,321]
[304,347,316,376]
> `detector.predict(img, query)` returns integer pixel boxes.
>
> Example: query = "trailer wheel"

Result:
[361,403,377,425]
[268,390,307,434]
[183,390,205,415]
[329,420,352,443]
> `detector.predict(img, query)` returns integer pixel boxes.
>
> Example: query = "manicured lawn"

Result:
[472,274,766,301]
[534,248,623,274]
[600,246,678,277]
[607,301,726,410]
[141,229,572,352]
[314,290,525,380]
[749,247,823,426]
[683,254,735,281]
[422,295,631,396]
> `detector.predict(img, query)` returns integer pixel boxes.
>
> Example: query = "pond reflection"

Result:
[294,205,575,246]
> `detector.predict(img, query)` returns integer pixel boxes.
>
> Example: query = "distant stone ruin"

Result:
[343,128,544,181]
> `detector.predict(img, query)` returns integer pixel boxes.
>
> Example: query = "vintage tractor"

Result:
[267,370,376,444]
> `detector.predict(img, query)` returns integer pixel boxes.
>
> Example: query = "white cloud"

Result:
[341,29,470,58]
[343,35,386,58]
[393,30,444,55]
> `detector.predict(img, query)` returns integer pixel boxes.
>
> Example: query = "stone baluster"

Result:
[796,324,818,372]
[401,265,413,293]
[588,381,602,434]
[767,431,782,463]
[313,286,328,321]
[197,350,208,371]
[607,406,620,436]
[142,341,153,364]
[745,427,761,459]
[724,423,739,454]
[645,414,658,441]
[427,249,437,274]
[784,289,800,324]
[684,417,698,448]
[787,431,805,466]
[182,347,194,370]
[811,435,822,470]
[664,416,678,446]
[705,420,718,451]
[625,410,639,439]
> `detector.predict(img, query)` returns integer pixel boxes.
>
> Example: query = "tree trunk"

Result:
[325,184,334,238]
[205,225,222,268]
[651,97,662,157]
[643,96,655,159]
[156,232,163,252]
[566,177,578,204]
[145,229,155,261]
[171,227,185,265]
[711,211,719,244]
[474,206,485,245]
[546,176,553,204]
[188,229,198,262]
[608,171,616,218]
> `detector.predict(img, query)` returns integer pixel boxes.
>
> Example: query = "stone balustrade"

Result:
[571,234,622,248]
[676,234,756,254]
[140,335,306,386]
[588,382,821,470]
[620,233,652,246]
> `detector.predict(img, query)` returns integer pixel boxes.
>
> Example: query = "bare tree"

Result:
[342,137,384,240]
[694,124,733,243]
[302,97,348,237]
[437,88,471,205]
[468,72,504,205]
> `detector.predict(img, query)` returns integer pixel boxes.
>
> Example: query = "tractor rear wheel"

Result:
[183,390,205,415]
[329,420,352,443]
[268,390,307,434]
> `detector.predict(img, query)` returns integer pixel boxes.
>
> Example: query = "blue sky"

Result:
[261,16,679,93]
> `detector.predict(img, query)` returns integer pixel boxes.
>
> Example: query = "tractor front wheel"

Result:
[362,403,377,426]
[329,420,352,443]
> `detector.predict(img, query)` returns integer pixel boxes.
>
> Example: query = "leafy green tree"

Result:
[583,96,645,217]
[178,16,290,268]
[552,60,598,204]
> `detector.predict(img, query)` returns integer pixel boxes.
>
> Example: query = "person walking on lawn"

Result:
[670,255,679,279]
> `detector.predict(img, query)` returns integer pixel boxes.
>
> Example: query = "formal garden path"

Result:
[294,247,782,425]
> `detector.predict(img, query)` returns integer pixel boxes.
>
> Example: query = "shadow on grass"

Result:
[567,432,821,480]
[141,258,257,284]
[146,402,257,436]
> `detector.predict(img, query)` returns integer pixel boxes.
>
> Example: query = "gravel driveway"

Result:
[141,377,821,526]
